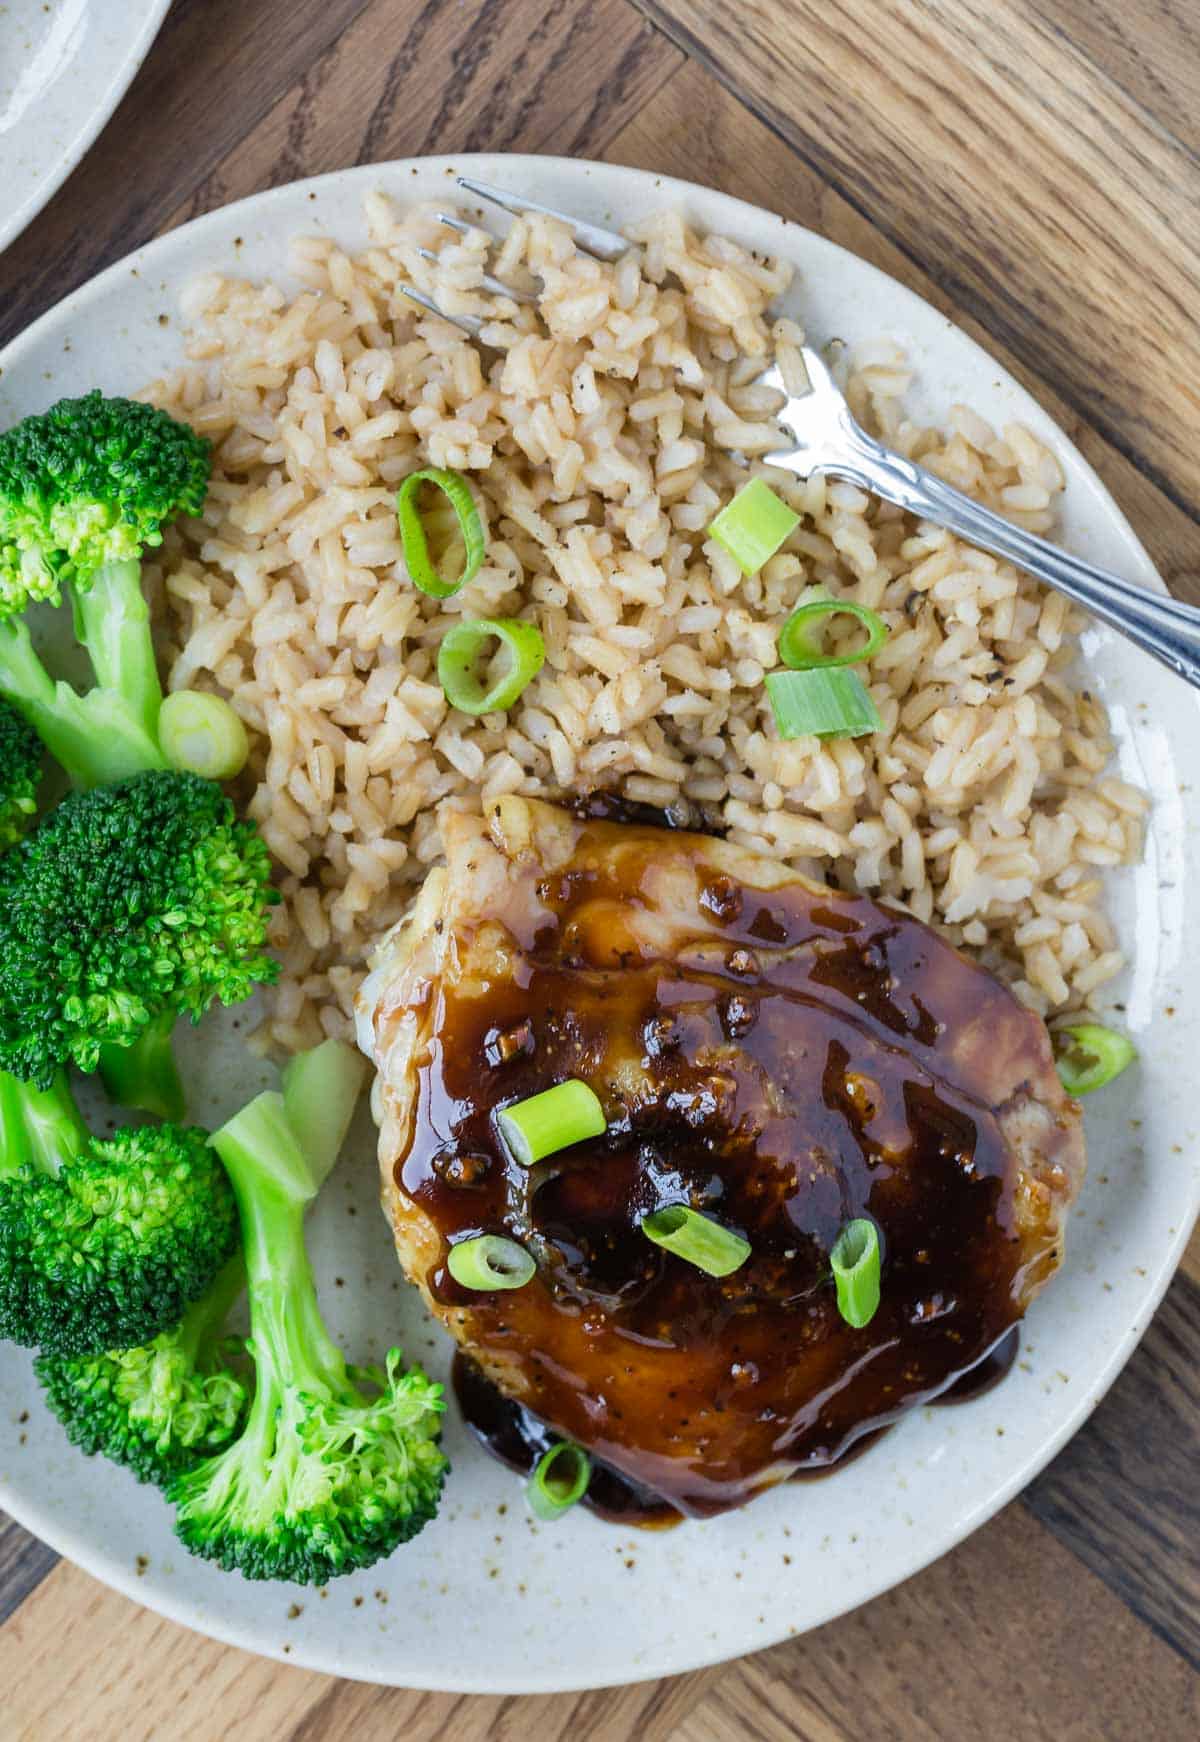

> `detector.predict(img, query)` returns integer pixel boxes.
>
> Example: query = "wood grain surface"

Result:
[1,0,1198,1735]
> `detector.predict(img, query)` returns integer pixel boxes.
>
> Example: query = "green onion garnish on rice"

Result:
[437,617,545,716]
[765,667,882,740]
[708,478,800,575]
[526,1442,592,1521]
[640,1205,751,1278]
[497,1080,607,1167]
[1054,1023,1136,1095]
[396,466,486,598]
[158,690,249,781]
[830,1217,881,1329]
[446,1234,536,1292]
[779,598,889,670]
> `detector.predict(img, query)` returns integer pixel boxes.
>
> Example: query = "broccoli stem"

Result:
[98,1011,186,1122]
[213,1090,337,1208]
[0,616,165,789]
[211,1092,348,1389]
[281,1040,368,1184]
[0,1068,88,1180]
[166,1129,341,1539]
[178,1251,247,1367]
[71,560,164,743]
[208,1052,364,1339]
[0,1072,22,1172]
[240,1183,348,1400]
[172,1059,444,1580]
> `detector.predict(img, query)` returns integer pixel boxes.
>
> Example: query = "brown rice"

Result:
[139,195,1146,1055]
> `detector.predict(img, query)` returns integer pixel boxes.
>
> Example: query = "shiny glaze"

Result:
[456,1330,1021,1522]
[453,1352,680,1527]
[394,814,1064,1519]
[936,1323,1021,1404]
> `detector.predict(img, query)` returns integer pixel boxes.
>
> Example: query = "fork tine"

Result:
[798,343,839,396]
[397,284,482,337]
[480,273,534,304]
[417,245,532,304]
[455,175,628,262]
[759,349,829,473]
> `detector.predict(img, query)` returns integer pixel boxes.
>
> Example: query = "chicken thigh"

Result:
[356,797,1085,1518]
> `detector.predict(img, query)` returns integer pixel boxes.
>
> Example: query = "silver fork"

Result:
[403,176,1200,691]
[398,177,623,333]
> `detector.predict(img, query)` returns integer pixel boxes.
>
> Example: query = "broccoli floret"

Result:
[34,1255,249,1487]
[33,1043,364,1491]
[170,1089,447,1584]
[0,391,210,601]
[0,392,210,790]
[0,1068,239,1356]
[0,698,41,850]
[0,769,278,1118]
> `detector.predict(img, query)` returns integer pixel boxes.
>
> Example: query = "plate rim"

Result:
[0,0,172,257]
[0,150,1197,1692]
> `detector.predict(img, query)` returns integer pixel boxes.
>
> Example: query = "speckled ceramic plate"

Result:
[0,156,1197,1694]
[0,0,169,256]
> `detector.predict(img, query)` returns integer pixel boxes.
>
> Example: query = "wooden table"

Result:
[1,1,1198,1734]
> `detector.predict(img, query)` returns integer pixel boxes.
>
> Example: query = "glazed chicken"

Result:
[356,797,1086,1519]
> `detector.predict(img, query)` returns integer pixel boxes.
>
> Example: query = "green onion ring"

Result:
[1054,1023,1136,1096]
[446,1234,536,1292]
[497,1080,607,1167]
[437,617,545,716]
[640,1205,751,1278]
[765,666,883,740]
[396,466,486,599]
[779,598,889,670]
[708,477,800,575]
[526,1441,592,1521]
[830,1217,881,1329]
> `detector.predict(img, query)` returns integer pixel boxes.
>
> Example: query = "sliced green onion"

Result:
[446,1234,536,1292]
[1055,1023,1136,1096]
[397,466,486,599]
[438,617,545,716]
[640,1205,751,1278]
[159,690,249,780]
[779,599,889,670]
[497,1079,607,1167]
[765,666,882,740]
[831,1217,881,1329]
[708,478,800,575]
[526,1441,592,1521]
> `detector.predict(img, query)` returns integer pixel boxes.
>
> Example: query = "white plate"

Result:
[0,156,1198,1694]
[0,0,170,256]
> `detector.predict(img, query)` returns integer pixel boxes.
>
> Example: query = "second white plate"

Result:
[0,0,170,256]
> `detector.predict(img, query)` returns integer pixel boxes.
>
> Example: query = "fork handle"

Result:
[821,428,1200,689]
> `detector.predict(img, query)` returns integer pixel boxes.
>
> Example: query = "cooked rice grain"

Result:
[141,197,1145,1053]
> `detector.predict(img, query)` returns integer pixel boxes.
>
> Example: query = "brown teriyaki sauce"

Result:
[453,1352,681,1527]
[399,807,1064,1524]
[454,1330,1022,1523]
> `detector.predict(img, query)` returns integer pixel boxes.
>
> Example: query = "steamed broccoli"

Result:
[0,392,210,790]
[0,770,278,1119]
[34,1255,249,1487]
[29,1044,365,1490]
[171,1088,447,1584]
[0,698,41,849]
[0,1067,239,1356]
